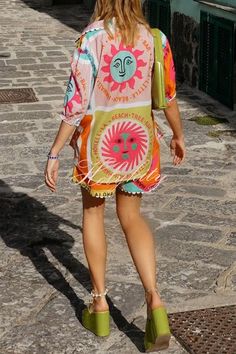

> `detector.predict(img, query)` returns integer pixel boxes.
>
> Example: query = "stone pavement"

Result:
[0,1,236,353]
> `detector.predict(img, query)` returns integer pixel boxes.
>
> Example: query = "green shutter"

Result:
[199,11,235,109]
[148,0,171,40]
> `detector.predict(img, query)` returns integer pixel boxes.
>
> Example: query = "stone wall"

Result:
[171,12,200,88]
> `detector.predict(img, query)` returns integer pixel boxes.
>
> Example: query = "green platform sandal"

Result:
[82,288,110,337]
[144,288,171,352]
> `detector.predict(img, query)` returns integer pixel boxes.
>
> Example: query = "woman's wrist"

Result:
[48,147,60,160]
[49,146,60,156]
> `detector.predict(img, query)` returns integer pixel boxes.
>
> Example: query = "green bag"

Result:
[151,28,168,110]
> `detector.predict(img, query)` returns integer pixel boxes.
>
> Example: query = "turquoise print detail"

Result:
[64,76,76,106]
[80,49,97,77]
[85,28,103,40]
[121,181,143,194]
[111,51,137,83]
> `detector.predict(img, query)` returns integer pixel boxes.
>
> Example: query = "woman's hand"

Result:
[164,99,186,165]
[170,136,186,165]
[44,159,59,192]
[43,121,76,192]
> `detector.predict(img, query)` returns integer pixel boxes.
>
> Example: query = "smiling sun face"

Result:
[99,119,149,174]
[101,43,147,92]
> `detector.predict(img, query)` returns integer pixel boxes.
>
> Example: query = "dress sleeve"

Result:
[161,32,177,104]
[60,34,95,126]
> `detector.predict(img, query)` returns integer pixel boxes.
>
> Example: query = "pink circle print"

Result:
[98,119,149,174]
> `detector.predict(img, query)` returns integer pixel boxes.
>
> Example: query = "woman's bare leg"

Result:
[81,187,109,312]
[116,188,164,311]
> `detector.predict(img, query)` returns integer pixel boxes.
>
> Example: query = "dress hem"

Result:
[70,174,167,199]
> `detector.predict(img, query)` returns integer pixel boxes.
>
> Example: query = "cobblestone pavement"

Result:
[0,1,236,353]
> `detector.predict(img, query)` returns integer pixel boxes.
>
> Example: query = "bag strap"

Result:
[151,28,167,109]
[151,28,164,67]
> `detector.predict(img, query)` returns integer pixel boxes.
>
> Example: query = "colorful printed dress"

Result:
[60,19,176,198]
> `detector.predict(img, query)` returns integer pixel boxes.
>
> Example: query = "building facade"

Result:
[147,0,236,110]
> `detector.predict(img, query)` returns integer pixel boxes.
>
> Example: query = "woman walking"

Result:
[45,0,185,351]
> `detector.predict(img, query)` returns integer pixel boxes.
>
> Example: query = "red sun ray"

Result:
[133,49,144,57]
[120,121,128,131]
[138,136,147,142]
[102,152,113,158]
[102,66,110,73]
[137,59,147,67]
[108,128,114,141]
[134,155,139,167]
[135,70,143,79]
[140,141,148,149]
[128,77,135,89]
[111,82,119,91]
[104,75,113,83]
[131,158,136,170]
[139,147,146,156]
[104,55,111,64]
[111,45,117,56]
[120,82,126,92]
[137,153,142,164]
[116,122,121,133]
[102,140,111,149]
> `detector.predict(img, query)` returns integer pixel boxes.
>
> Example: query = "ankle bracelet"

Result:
[91,288,108,298]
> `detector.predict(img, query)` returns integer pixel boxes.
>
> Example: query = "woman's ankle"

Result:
[92,297,109,311]
[145,288,164,309]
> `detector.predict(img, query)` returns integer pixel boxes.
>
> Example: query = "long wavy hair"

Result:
[91,0,151,46]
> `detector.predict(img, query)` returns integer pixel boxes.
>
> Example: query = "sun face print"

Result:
[98,119,149,174]
[101,43,147,92]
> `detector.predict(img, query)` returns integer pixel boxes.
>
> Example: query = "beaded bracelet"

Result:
[47,153,59,160]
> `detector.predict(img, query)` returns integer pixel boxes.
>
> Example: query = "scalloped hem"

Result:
[70,175,166,199]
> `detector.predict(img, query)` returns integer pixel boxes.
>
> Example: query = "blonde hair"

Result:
[91,0,151,46]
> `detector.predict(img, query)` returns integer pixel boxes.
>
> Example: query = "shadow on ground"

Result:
[20,0,92,32]
[0,179,146,352]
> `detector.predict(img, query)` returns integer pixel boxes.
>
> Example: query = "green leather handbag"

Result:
[151,28,168,110]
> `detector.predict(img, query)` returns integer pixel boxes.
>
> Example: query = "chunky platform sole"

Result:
[144,306,171,352]
[82,307,110,337]
[145,333,171,352]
